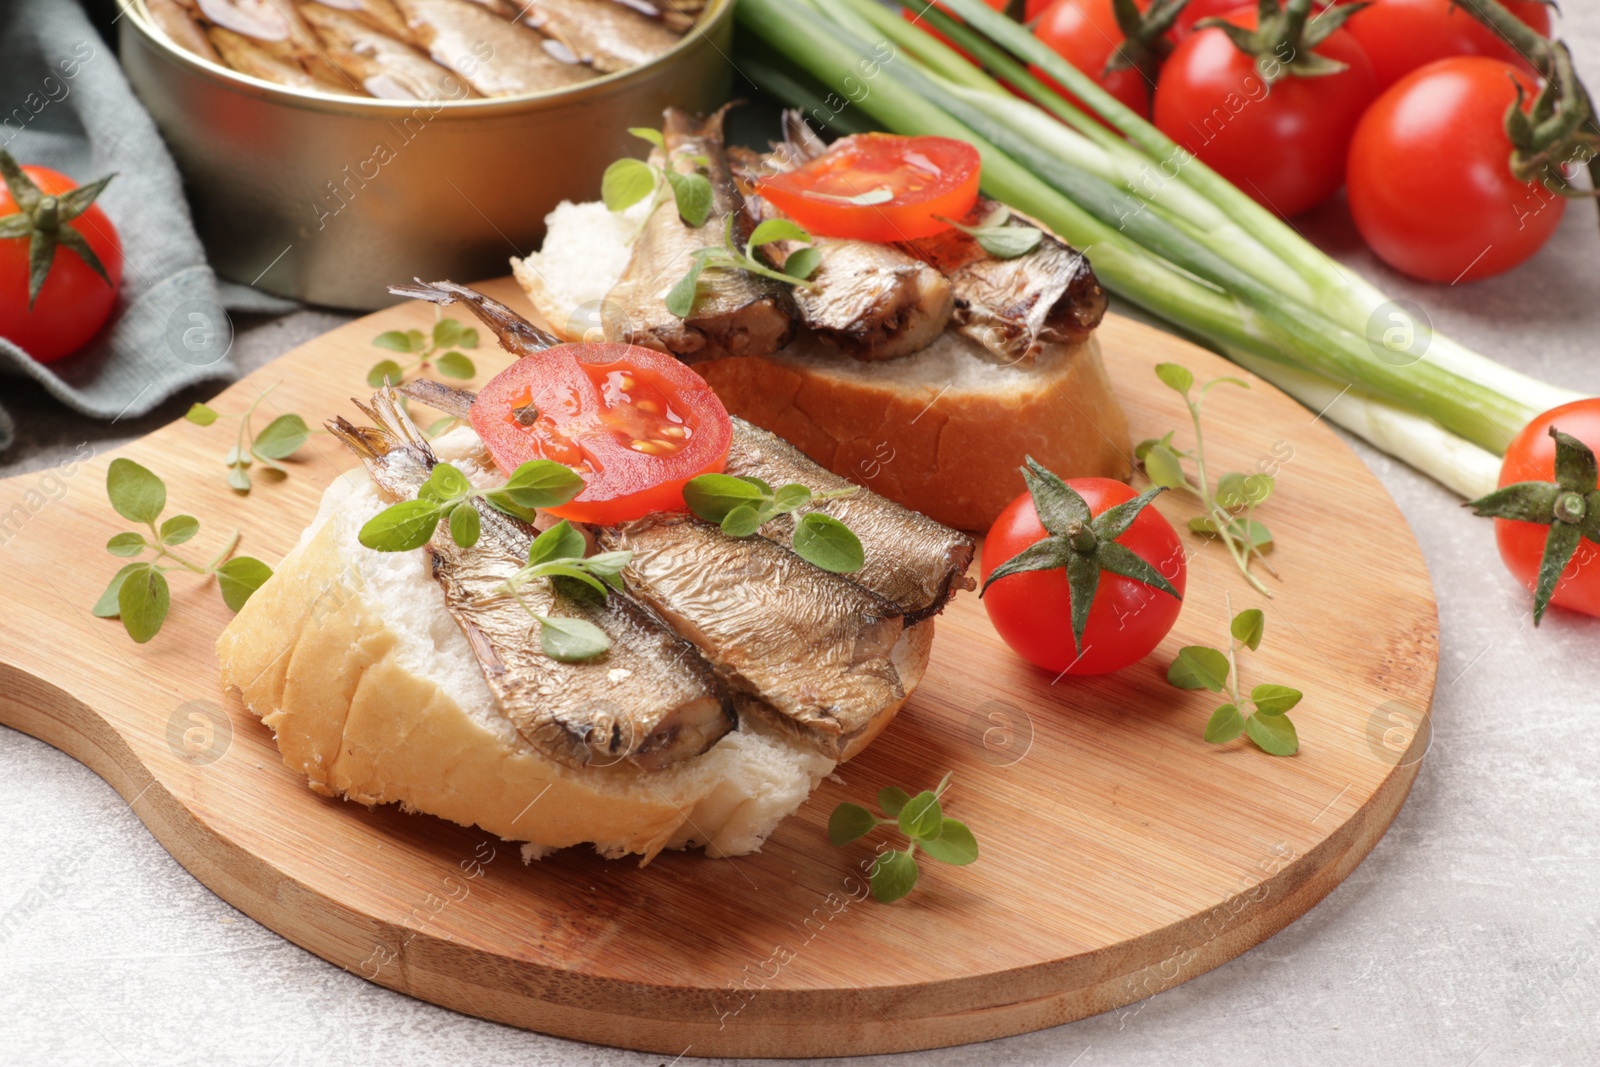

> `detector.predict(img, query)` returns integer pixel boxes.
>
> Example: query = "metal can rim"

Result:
[117,0,735,116]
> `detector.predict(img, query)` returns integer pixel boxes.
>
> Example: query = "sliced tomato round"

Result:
[471,344,732,525]
[757,133,982,242]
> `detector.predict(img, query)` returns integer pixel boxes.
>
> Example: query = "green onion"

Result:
[735,0,1586,494]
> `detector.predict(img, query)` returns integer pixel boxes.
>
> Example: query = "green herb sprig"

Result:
[368,316,479,399]
[934,204,1044,259]
[829,773,979,903]
[1137,362,1278,597]
[497,520,632,662]
[1168,604,1301,756]
[667,216,823,319]
[1467,426,1600,624]
[682,473,865,573]
[185,384,308,494]
[93,459,274,643]
[602,127,714,236]
[358,460,585,554]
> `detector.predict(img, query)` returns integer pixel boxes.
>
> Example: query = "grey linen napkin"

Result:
[0,0,292,453]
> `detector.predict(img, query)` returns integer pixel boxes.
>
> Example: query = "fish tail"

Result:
[400,379,476,420]
[388,279,563,357]
[326,383,437,480]
[351,382,435,459]
[324,415,391,464]
[780,108,826,163]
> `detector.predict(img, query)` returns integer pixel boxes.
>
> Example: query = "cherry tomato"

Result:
[981,477,1186,676]
[472,344,733,525]
[1172,0,1333,40]
[1154,7,1377,217]
[1031,0,1154,122]
[0,165,122,363]
[1339,0,1552,91]
[1492,401,1600,620]
[1347,57,1561,283]
[757,134,982,242]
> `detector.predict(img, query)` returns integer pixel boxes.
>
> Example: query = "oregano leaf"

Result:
[878,786,910,817]
[1250,684,1302,716]
[216,557,273,612]
[106,459,166,524]
[117,565,170,644]
[1168,645,1230,692]
[1245,712,1299,756]
[919,819,979,865]
[1231,608,1265,651]
[1204,703,1246,744]
[869,849,919,903]
[828,803,877,846]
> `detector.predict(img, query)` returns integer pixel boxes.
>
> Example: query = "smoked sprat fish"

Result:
[595,513,912,761]
[727,113,955,362]
[723,419,975,623]
[149,0,700,98]
[392,0,593,96]
[327,385,735,771]
[519,0,682,73]
[605,107,799,363]
[390,278,976,625]
[900,197,1108,364]
[301,2,479,100]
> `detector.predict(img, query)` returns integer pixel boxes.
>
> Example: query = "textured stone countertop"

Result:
[3,10,1599,1066]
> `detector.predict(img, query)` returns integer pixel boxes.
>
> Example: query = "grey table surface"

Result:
[5,14,1600,1067]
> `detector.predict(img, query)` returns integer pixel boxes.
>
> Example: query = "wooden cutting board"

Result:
[0,278,1436,1058]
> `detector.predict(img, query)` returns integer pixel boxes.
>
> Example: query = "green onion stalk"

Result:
[735,0,1587,498]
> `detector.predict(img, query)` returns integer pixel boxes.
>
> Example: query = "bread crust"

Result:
[516,237,1132,531]
[692,338,1131,531]
[216,475,934,859]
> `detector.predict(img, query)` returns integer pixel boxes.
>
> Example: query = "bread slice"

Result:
[217,430,933,862]
[513,200,1132,531]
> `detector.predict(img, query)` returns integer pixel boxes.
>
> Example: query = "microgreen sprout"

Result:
[357,460,585,554]
[368,314,479,394]
[185,384,308,494]
[1167,602,1302,756]
[829,772,979,903]
[1137,362,1278,597]
[682,472,865,573]
[93,459,274,643]
[933,204,1044,259]
[497,520,633,662]
[358,467,621,661]
[666,216,823,319]
[602,127,715,240]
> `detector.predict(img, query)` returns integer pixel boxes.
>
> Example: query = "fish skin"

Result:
[300,3,477,100]
[147,0,223,61]
[299,0,412,40]
[605,108,799,364]
[390,278,566,355]
[207,25,356,91]
[199,0,357,89]
[899,198,1108,365]
[728,139,954,363]
[596,513,910,761]
[392,0,593,95]
[520,0,681,73]
[327,386,735,771]
[395,380,977,625]
[723,418,975,624]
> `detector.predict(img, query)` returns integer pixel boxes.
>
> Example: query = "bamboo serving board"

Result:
[0,278,1437,1058]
